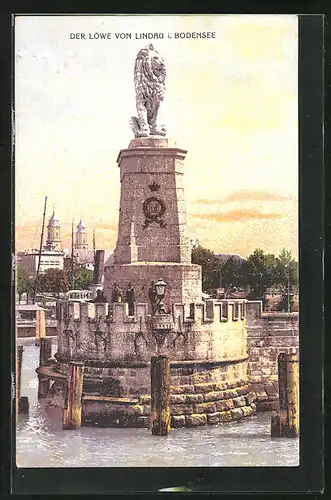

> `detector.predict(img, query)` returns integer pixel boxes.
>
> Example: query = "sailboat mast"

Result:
[71,219,75,289]
[93,228,96,267]
[32,196,47,304]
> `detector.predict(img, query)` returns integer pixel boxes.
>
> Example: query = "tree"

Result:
[274,248,299,310]
[191,244,299,302]
[16,266,32,302]
[219,258,249,292]
[192,245,222,292]
[73,267,93,290]
[39,269,69,296]
[246,249,268,298]
[275,248,299,294]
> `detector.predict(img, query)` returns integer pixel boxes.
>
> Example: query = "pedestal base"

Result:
[104,262,202,307]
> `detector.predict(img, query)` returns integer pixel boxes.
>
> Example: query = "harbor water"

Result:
[16,339,299,468]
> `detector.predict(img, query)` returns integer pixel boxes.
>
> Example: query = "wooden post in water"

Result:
[38,337,52,398]
[62,362,85,430]
[40,337,52,365]
[285,351,299,437]
[271,351,299,438]
[35,308,46,346]
[16,345,29,414]
[16,346,23,414]
[151,355,170,436]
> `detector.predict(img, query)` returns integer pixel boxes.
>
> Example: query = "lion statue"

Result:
[130,44,167,138]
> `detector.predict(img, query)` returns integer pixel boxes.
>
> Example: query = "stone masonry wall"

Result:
[76,364,256,428]
[246,301,299,410]
[56,299,248,367]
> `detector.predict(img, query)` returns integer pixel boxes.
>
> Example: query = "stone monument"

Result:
[104,44,201,308]
[38,45,257,429]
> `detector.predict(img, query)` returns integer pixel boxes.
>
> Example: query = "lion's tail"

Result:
[129,116,140,136]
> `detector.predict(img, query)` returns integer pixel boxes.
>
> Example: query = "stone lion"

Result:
[130,44,167,138]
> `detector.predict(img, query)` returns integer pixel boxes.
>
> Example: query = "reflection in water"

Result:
[16,341,299,468]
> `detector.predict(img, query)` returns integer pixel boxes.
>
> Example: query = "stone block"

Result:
[257,400,279,412]
[170,404,194,415]
[139,395,151,405]
[218,411,233,422]
[203,391,225,402]
[207,412,221,425]
[236,385,250,396]
[186,414,207,427]
[131,404,144,415]
[231,408,244,420]
[251,384,269,401]
[241,406,254,417]
[264,383,278,399]
[170,384,195,394]
[171,415,186,428]
[171,376,191,385]
[223,389,238,399]
[169,394,187,404]
[194,401,216,414]
[245,391,256,406]
[185,393,204,404]
[215,399,234,412]
[233,396,246,408]
[192,372,212,384]
[194,382,215,393]
[213,381,228,391]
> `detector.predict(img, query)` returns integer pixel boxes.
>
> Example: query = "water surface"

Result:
[16,340,299,468]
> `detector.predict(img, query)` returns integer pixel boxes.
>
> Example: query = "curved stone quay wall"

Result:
[55,299,248,365]
[42,298,256,428]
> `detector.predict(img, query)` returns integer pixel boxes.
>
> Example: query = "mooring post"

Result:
[16,346,23,414]
[39,336,52,365]
[35,308,46,346]
[16,345,29,414]
[62,362,85,430]
[285,351,299,437]
[271,351,299,438]
[37,337,52,398]
[151,355,170,436]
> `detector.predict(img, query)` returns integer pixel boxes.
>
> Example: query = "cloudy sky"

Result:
[15,14,298,258]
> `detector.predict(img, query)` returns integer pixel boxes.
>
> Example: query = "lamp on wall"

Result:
[155,278,167,314]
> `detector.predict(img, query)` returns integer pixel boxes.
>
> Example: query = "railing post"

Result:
[62,362,85,430]
[151,355,170,436]
[38,337,52,398]
[271,351,299,438]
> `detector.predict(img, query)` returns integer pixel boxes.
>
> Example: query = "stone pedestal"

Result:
[104,137,202,305]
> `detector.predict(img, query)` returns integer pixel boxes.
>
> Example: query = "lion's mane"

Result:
[134,44,166,103]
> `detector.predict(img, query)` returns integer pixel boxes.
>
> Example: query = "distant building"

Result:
[17,249,65,277]
[18,212,102,275]
[17,211,64,277]
[44,210,62,251]
[65,220,94,270]
[75,219,88,250]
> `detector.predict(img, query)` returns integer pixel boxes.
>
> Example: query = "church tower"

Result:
[75,219,88,250]
[45,210,62,251]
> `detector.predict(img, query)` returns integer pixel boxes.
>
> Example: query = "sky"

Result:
[15,14,298,258]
